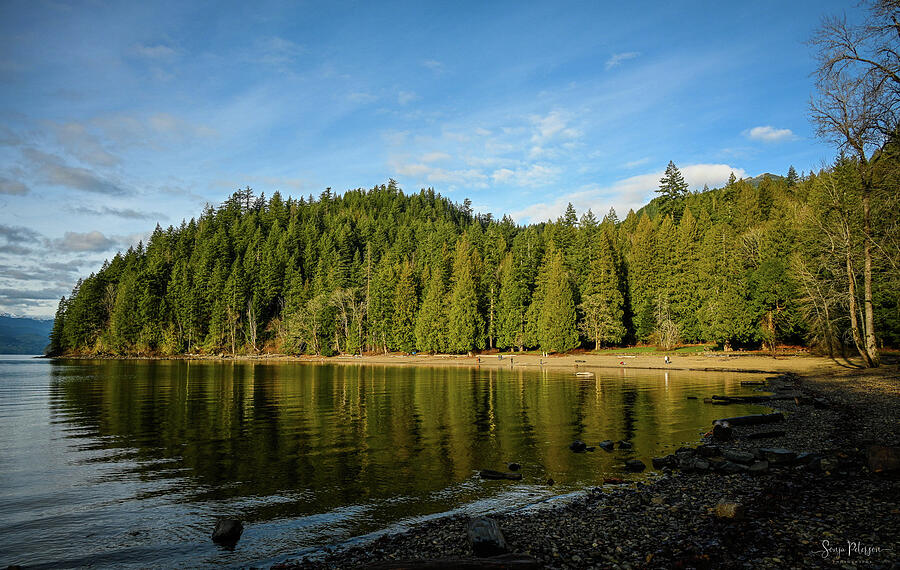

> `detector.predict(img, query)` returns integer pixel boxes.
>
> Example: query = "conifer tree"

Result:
[496,252,529,350]
[447,238,484,353]
[531,245,579,353]
[579,225,626,347]
[415,266,448,353]
[392,261,418,352]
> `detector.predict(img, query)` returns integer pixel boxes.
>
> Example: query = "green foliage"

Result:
[50,167,900,356]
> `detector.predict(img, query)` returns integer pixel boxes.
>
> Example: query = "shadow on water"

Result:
[0,358,769,568]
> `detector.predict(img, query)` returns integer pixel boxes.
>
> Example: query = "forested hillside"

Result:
[48,150,900,360]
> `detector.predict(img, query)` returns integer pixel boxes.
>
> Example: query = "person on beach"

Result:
[665,355,670,364]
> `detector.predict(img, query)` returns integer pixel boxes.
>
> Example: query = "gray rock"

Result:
[617,440,633,450]
[713,423,734,441]
[652,455,675,470]
[467,517,508,557]
[625,459,646,472]
[723,450,756,465]
[718,461,749,474]
[748,460,769,475]
[211,519,244,546]
[598,440,615,451]
[758,448,797,465]
[569,440,587,452]
[697,444,721,457]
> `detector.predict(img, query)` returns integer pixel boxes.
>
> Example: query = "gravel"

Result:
[276,365,900,569]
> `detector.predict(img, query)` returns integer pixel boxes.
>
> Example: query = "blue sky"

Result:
[1,0,854,317]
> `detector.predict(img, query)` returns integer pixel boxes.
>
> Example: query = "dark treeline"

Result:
[48,151,899,360]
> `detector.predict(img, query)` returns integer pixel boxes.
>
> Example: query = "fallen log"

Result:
[712,412,784,426]
[710,393,802,404]
[468,518,508,557]
[479,470,522,481]
[367,553,541,569]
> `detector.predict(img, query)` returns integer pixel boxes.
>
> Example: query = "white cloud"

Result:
[422,59,444,72]
[257,36,305,68]
[605,51,640,70]
[509,162,746,224]
[135,44,176,59]
[52,231,119,253]
[348,92,377,104]
[395,162,488,188]
[530,110,581,144]
[398,91,420,105]
[490,164,560,187]
[421,152,451,163]
[623,157,650,169]
[744,125,796,143]
[680,163,747,188]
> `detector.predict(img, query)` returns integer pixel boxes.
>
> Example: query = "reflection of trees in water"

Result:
[620,387,637,442]
[47,360,757,525]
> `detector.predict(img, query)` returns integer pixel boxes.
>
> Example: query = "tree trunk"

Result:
[846,252,873,366]
[862,191,880,366]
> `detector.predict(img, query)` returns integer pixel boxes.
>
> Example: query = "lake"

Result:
[0,356,767,568]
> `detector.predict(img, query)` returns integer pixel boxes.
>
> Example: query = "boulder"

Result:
[748,460,769,475]
[617,440,633,450]
[723,450,756,465]
[867,445,900,475]
[717,461,749,474]
[507,462,521,471]
[569,440,587,453]
[697,444,721,457]
[758,448,797,465]
[212,519,244,546]
[713,423,734,441]
[652,455,676,470]
[467,517,508,557]
[625,459,646,472]
[598,440,615,452]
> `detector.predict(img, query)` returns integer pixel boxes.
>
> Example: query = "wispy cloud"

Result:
[134,43,176,59]
[70,205,168,220]
[0,176,28,195]
[623,157,650,169]
[50,121,120,167]
[256,36,305,68]
[422,59,444,72]
[398,90,420,105]
[23,149,129,195]
[51,230,120,253]
[0,224,43,255]
[605,51,640,70]
[744,125,796,143]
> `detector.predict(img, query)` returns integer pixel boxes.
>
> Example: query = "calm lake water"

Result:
[0,355,767,568]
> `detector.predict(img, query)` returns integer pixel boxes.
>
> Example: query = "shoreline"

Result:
[279,361,899,569]
[48,350,854,377]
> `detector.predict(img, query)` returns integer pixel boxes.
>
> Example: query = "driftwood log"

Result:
[479,470,522,481]
[366,553,541,569]
[712,412,784,426]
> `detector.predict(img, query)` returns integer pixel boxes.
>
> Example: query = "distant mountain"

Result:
[744,173,786,188]
[0,315,53,354]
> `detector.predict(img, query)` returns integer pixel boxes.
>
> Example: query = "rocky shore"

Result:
[278,363,899,569]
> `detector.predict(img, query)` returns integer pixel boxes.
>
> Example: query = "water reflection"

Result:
[0,359,766,568]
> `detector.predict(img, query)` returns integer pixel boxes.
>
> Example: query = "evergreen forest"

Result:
[47,153,900,362]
